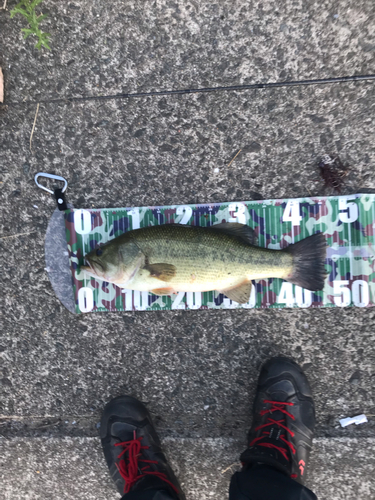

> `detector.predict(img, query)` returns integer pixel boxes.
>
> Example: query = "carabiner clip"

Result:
[35,172,68,194]
[35,173,69,210]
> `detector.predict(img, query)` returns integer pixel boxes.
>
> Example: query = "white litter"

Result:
[213,168,219,173]
[33,204,39,209]
[339,414,368,427]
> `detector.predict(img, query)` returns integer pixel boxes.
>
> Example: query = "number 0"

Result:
[74,210,92,235]
[352,280,369,307]
[78,287,94,312]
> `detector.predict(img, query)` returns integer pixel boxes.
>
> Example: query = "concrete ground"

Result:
[1,1,375,499]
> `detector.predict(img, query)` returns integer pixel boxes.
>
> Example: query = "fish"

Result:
[80,223,327,304]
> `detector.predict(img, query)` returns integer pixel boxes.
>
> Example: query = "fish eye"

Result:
[96,248,103,256]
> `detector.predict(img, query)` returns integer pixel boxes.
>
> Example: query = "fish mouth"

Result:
[80,259,97,276]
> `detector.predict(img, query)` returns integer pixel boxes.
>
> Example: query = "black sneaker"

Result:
[240,357,315,484]
[100,395,185,499]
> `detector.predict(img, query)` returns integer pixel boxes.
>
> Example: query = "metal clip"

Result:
[35,173,69,210]
[35,172,68,194]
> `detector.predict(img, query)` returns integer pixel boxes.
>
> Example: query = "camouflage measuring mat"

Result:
[64,194,375,313]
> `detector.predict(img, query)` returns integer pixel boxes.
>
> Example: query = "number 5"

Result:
[333,280,351,307]
[339,197,358,223]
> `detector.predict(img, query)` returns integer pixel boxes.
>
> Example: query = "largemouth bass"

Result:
[80,223,326,304]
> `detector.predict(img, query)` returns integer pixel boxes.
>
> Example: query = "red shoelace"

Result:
[250,400,297,478]
[115,431,180,494]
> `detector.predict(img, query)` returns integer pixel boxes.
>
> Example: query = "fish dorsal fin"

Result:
[210,222,258,245]
[219,281,252,304]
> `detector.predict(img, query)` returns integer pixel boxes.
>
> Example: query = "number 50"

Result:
[334,280,369,307]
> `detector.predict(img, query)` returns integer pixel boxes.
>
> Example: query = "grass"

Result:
[10,0,50,50]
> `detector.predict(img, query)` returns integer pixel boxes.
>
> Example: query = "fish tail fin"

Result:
[285,233,327,291]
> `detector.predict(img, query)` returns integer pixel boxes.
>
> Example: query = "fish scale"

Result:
[129,224,293,289]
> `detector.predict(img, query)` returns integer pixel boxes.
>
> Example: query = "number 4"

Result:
[282,200,302,226]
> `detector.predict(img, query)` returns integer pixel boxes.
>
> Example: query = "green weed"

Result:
[10,0,51,50]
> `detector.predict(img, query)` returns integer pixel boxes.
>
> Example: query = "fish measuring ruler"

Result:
[64,194,375,313]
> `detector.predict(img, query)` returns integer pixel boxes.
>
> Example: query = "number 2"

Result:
[176,206,193,225]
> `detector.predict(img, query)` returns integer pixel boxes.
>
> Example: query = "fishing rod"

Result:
[2,74,375,107]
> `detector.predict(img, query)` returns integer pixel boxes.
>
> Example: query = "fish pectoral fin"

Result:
[150,287,174,296]
[145,263,176,282]
[219,281,252,304]
[210,222,258,246]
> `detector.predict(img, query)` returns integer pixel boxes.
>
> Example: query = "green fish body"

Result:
[81,223,326,304]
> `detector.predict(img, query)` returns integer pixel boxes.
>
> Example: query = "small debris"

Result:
[339,414,368,427]
[0,67,3,103]
[33,204,39,209]
[318,154,348,193]
[30,103,40,153]
[203,405,209,410]
[349,370,361,385]
[96,422,101,429]
[228,149,242,167]
[213,168,219,173]
[1,231,36,240]
[221,462,241,474]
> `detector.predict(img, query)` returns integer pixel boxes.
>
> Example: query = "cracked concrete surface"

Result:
[1,1,375,499]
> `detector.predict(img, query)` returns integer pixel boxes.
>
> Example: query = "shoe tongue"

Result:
[268,408,286,425]
[257,436,290,460]
[111,422,137,442]
[267,408,291,448]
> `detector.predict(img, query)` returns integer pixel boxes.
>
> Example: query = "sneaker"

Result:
[240,357,315,484]
[100,395,185,499]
